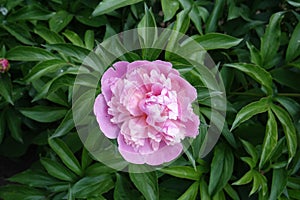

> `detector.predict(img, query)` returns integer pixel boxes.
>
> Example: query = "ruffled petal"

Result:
[94,94,119,139]
[101,61,129,102]
[145,143,183,165]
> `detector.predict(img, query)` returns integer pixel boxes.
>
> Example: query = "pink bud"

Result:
[0,58,10,73]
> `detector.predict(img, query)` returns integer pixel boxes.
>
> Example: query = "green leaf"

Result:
[72,175,114,198]
[81,148,92,170]
[63,30,85,47]
[51,109,74,138]
[48,138,82,176]
[287,177,300,190]
[200,107,237,148]
[269,168,287,199]
[172,10,190,35]
[129,165,159,200]
[34,27,65,44]
[85,163,116,176]
[138,5,157,60]
[165,10,190,60]
[286,22,300,62]
[32,71,77,102]
[45,43,90,61]
[260,12,285,69]
[287,0,300,7]
[7,5,54,21]
[194,33,242,50]
[75,14,108,28]
[159,166,204,181]
[0,185,46,200]
[271,104,297,164]
[246,42,262,66]
[249,171,261,196]
[259,110,278,168]
[49,10,73,33]
[20,105,67,123]
[24,59,69,82]
[231,97,270,130]
[232,170,253,185]
[161,0,179,22]
[0,74,13,104]
[6,109,23,143]
[274,96,300,121]
[40,158,77,182]
[92,0,143,16]
[288,189,300,199]
[8,169,59,187]
[6,46,57,61]
[225,63,273,95]
[224,184,240,200]
[84,30,95,50]
[240,139,258,164]
[189,5,208,34]
[271,68,300,92]
[2,23,35,45]
[205,0,225,33]
[209,143,234,195]
[178,182,199,200]
[199,176,210,200]
[114,173,140,199]
[212,190,226,200]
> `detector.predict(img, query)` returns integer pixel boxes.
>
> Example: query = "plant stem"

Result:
[277,93,300,97]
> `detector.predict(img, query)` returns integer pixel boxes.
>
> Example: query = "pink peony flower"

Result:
[94,60,200,165]
[0,58,10,73]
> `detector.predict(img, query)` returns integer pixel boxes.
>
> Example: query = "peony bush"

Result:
[0,0,299,200]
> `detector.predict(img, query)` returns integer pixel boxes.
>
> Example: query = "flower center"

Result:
[140,88,179,125]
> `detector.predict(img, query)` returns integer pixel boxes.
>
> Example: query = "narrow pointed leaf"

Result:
[72,175,114,198]
[49,10,73,33]
[260,12,285,69]
[24,59,68,82]
[40,158,77,182]
[225,63,273,95]
[0,74,13,104]
[178,182,199,200]
[20,106,67,123]
[51,109,74,138]
[194,33,242,50]
[269,168,287,199]
[92,0,143,16]
[286,22,300,62]
[161,0,179,22]
[159,166,204,181]
[205,0,225,33]
[259,110,278,168]
[231,97,270,130]
[271,104,297,164]
[6,46,57,61]
[129,165,159,200]
[48,138,82,176]
[232,170,253,185]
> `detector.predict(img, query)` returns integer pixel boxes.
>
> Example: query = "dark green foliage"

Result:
[0,0,299,199]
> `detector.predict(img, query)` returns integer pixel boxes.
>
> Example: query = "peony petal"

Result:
[118,134,145,164]
[145,143,183,165]
[126,60,152,73]
[118,134,183,165]
[101,61,129,102]
[183,114,200,137]
[94,94,119,139]
[169,73,197,101]
[153,60,179,76]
